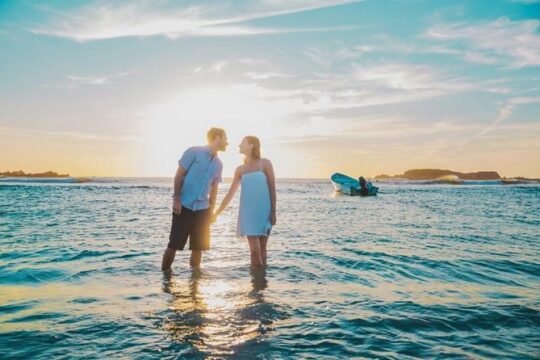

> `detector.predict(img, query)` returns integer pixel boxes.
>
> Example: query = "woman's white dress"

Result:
[236,162,272,237]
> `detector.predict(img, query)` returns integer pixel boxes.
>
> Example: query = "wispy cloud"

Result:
[0,126,140,142]
[294,62,476,111]
[42,71,135,89]
[31,1,360,41]
[425,17,540,68]
[68,71,133,85]
[461,51,500,65]
[350,63,468,91]
[302,45,374,67]
[192,61,229,74]
[478,96,540,136]
[303,47,334,67]
[244,71,293,80]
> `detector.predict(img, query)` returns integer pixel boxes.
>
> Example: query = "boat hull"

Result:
[331,173,378,196]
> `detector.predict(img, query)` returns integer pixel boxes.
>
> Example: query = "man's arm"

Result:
[173,147,196,215]
[172,166,187,215]
[209,182,218,214]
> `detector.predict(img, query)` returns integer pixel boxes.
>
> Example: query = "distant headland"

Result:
[0,170,69,178]
[375,169,501,180]
[375,169,540,182]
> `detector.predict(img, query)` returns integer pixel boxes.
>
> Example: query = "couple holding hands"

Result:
[161,128,276,272]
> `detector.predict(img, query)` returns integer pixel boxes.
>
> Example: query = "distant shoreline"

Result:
[374,168,539,182]
[1,169,538,182]
[0,170,69,178]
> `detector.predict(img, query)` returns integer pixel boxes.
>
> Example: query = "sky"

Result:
[1,0,539,178]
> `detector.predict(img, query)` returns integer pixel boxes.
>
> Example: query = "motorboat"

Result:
[331,173,378,196]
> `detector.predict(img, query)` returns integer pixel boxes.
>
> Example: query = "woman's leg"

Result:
[259,236,268,267]
[247,236,263,268]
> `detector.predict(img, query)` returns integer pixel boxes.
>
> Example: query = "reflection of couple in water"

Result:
[162,267,269,354]
[162,127,277,272]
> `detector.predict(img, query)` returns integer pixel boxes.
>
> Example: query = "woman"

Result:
[212,136,276,268]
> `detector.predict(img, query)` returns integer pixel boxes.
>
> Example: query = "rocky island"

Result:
[375,169,501,180]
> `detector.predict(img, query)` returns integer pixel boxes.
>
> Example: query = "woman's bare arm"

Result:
[264,159,277,225]
[213,166,242,217]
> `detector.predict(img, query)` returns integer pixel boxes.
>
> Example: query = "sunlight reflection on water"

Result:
[161,268,273,357]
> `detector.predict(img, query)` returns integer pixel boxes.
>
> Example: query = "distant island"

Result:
[376,169,501,180]
[0,170,69,178]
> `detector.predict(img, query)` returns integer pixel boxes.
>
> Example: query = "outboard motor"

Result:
[358,176,369,196]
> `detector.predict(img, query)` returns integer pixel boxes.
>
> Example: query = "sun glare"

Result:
[138,84,311,177]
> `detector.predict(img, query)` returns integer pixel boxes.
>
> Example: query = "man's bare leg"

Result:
[162,247,177,271]
[190,250,202,267]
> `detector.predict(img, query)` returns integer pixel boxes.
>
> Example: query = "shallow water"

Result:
[1,178,539,359]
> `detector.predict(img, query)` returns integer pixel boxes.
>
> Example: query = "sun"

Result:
[137,84,308,177]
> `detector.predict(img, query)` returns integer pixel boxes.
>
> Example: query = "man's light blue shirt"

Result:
[177,146,223,211]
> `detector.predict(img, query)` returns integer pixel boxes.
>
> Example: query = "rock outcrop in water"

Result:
[376,169,501,180]
[0,170,69,178]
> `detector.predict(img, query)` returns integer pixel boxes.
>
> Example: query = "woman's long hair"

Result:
[244,136,261,164]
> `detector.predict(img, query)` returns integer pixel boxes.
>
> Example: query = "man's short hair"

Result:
[207,127,226,143]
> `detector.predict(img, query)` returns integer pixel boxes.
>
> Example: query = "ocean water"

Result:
[0,178,539,359]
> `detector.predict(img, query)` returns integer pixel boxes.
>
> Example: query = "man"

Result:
[161,127,228,271]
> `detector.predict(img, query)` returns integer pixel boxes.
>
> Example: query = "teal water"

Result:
[0,178,539,359]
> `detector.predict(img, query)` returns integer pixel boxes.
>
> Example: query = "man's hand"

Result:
[210,213,218,224]
[270,211,277,226]
[173,198,182,215]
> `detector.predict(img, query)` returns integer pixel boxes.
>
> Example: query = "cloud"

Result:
[294,62,476,112]
[31,1,360,41]
[224,57,531,151]
[243,71,293,80]
[191,61,231,74]
[478,96,540,136]
[0,126,140,142]
[237,58,270,66]
[42,71,134,89]
[303,47,334,67]
[335,45,375,59]
[350,63,463,91]
[462,51,501,65]
[68,71,133,85]
[302,34,507,70]
[425,17,540,68]
[193,60,484,147]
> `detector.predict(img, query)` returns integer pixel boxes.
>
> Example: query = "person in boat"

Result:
[358,176,369,196]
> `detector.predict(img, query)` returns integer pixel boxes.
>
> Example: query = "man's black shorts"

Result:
[168,207,211,251]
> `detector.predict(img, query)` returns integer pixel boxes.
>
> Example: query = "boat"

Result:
[331,173,379,196]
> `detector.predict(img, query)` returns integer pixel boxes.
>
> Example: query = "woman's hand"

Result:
[270,211,277,226]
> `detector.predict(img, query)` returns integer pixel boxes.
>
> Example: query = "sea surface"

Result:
[0,178,539,359]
